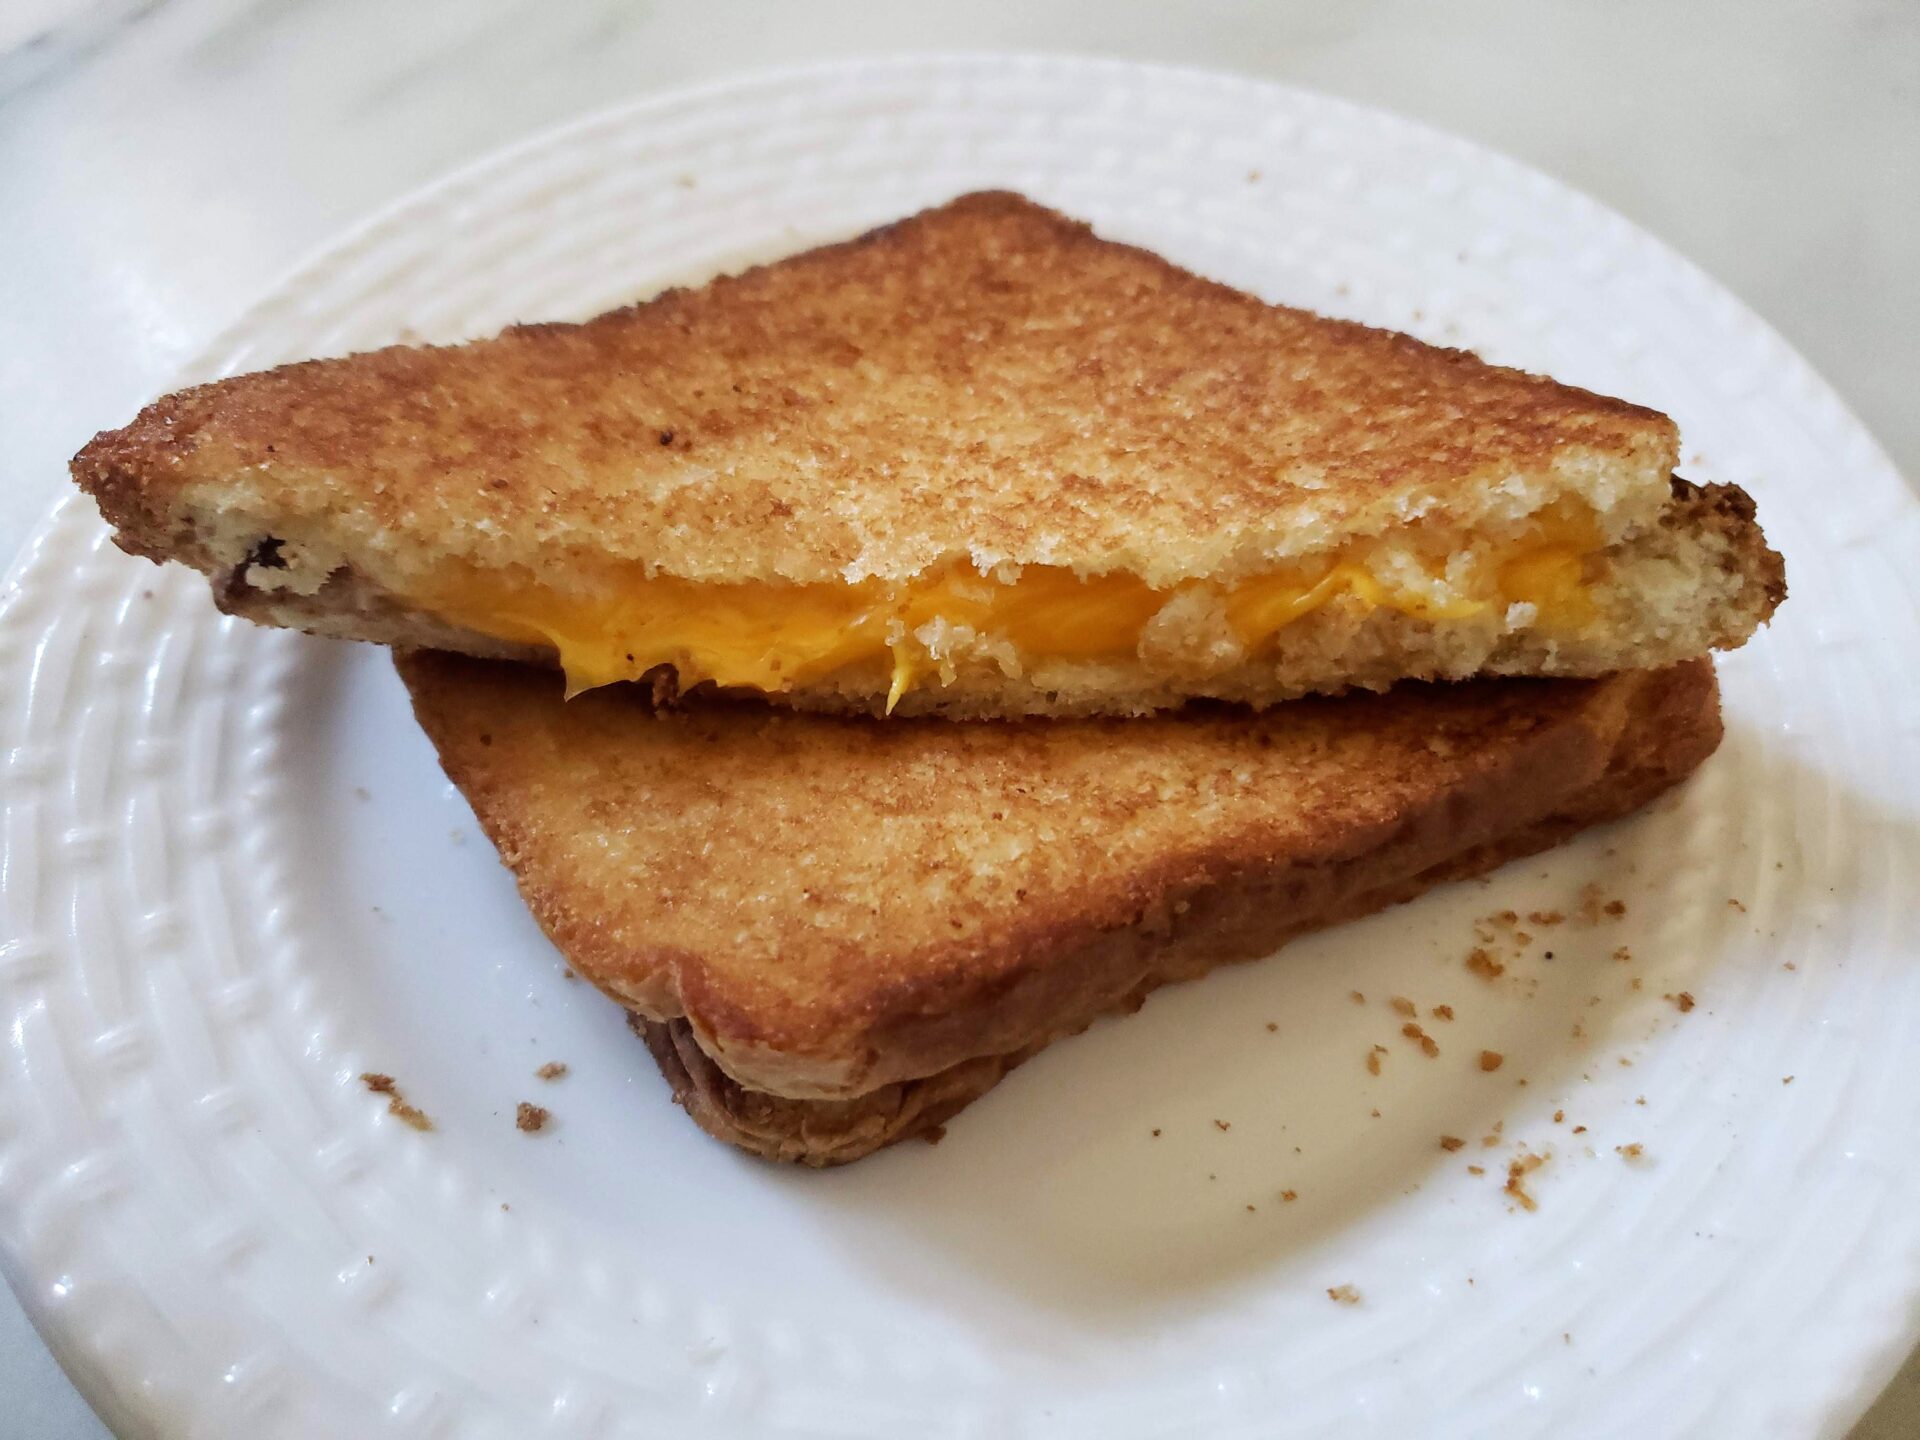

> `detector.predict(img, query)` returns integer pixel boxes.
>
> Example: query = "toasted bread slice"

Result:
[629,659,1713,1164]
[82,193,1780,717]
[396,651,1720,1137]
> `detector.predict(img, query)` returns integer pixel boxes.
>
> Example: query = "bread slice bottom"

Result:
[621,662,1718,1165]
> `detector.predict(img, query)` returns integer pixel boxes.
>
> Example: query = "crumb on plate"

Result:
[360,1073,433,1132]
[1505,1151,1547,1211]
[1402,1023,1440,1058]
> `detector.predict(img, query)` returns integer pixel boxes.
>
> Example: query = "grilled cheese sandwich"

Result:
[72,191,1784,717]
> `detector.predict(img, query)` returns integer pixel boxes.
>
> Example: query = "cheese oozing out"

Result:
[416,507,1603,708]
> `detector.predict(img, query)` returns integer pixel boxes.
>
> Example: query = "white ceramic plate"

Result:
[3,55,1917,1440]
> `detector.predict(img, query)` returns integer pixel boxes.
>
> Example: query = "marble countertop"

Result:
[1,3,1914,1435]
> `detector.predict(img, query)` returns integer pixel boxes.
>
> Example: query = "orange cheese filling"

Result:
[418,510,1602,708]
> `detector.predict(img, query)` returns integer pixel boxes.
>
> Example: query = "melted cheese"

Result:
[419,511,1602,708]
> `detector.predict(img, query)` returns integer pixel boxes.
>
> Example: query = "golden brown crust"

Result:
[636,659,1720,1164]
[77,190,1681,595]
[396,649,1720,1100]
[1666,475,1788,618]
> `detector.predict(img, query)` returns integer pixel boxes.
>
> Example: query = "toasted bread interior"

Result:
[258,481,1775,716]
[413,498,1607,706]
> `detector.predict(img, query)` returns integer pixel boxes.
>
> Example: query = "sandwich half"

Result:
[81,192,1781,718]
[395,650,1723,1163]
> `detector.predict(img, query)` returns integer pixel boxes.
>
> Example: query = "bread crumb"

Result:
[1265,1021,1278,1032]
[1727,898,1746,912]
[1527,911,1564,926]
[1280,1189,1298,1202]
[1666,992,1695,1013]
[1366,1044,1388,1076]
[1466,948,1505,980]
[1326,1284,1361,1306]
[360,1073,433,1132]
[1431,1004,1454,1021]
[1616,1142,1645,1162]
[1479,1050,1504,1072]
[921,1125,947,1146]
[1467,1164,1485,1176]
[1245,1204,1256,1213]
[1577,884,1627,925]
[1481,1121,1504,1148]
[1213,1118,1231,1132]
[560,968,578,982]
[515,1102,550,1134]
[1611,946,1631,963]
[535,1061,568,1081]
[1389,996,1417,1017]
[1350,990,1366,1005]
[1401,1022,1440,1058]
[1151,1127,1162,1137]
[1553,1109,1565,1123]
[1505,1150,1546,1211]
[1440,1136,1466,1152]
[1782,1076,1794,1085]
[1370,1107,1382,1119]
[1572,1125,1587,1134]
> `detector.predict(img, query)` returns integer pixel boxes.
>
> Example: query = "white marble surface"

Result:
[0,3,1914,1435]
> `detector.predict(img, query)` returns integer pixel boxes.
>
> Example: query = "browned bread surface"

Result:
[77,190,1681,594]
[634,660,1720,1164]
[396,651,1721,1103]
